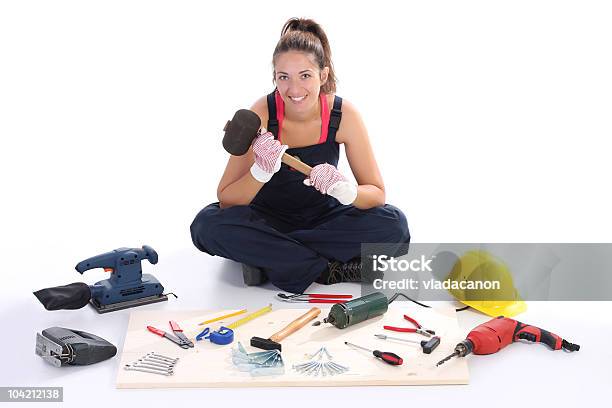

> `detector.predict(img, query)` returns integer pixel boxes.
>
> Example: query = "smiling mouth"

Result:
[289,95,306,102]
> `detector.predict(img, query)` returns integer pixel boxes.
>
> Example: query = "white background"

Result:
[1,1,611,407]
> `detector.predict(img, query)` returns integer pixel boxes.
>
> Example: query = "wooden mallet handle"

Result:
[223,110,313,176]
[281,154,312,176]
[269,307,321,343]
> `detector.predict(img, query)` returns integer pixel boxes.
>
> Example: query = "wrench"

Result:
[138,358,175,368]
[147,352,179,363]
[124,365,173,376]
[128,363,173,373]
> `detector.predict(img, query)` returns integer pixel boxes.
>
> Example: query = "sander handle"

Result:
[281,154,312,176]
[270,307,321,343]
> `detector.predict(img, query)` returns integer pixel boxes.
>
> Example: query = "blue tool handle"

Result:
[75,245,158,274]
[142,245,158,264]
[76,248,125,273]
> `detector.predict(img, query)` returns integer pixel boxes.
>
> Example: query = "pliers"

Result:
[276,293,353,304]
[147,320,194,349]
[383,315,436,337]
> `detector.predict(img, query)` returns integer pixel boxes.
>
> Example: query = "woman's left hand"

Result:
[303,163,357,205]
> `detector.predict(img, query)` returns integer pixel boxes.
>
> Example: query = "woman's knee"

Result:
[190,203,251,253]
[190,203,221,253]
[382,204,411,243]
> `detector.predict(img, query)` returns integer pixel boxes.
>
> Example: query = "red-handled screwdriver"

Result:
[344,341,403,366]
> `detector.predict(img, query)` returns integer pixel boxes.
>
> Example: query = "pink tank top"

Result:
[274,90,331,144]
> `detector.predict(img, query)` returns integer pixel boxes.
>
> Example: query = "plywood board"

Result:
[116,304,469,388]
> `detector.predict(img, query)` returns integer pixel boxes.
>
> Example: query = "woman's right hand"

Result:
[250,128,288,183]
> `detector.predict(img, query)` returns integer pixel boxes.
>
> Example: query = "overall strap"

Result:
[326,95,343,144]
[266,91,279,139]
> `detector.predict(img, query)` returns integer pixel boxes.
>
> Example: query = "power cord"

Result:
[387,292,470,312]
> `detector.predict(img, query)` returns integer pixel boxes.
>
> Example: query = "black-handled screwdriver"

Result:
[344,341,403,366]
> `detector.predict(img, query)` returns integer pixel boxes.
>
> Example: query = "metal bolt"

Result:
[321,347,333,360]
[304,362,320,376]
[293,361,317,373]
[294,361,317,372]
[325,362,340,376]
[328,361,349,373]
[307,347,323,360]
[292,361,316,369]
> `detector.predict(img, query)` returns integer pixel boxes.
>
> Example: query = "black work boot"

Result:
[242,264,268,286]
[317,258,364,285]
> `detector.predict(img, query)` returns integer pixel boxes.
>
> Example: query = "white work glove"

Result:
[250,128,288,183]
[303,163,358,205]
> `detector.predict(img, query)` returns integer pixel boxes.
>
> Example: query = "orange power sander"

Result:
[437,316,580,366]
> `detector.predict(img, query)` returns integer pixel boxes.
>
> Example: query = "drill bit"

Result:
[436,350,459,367]
[436,341,473,367]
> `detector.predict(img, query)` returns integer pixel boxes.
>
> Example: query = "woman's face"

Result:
[274,51,329,115]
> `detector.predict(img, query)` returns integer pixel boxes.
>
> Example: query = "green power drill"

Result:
[320,292,389,329]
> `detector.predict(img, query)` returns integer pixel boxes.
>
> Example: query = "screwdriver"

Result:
[344,341,403,366]
[374,334,441,354]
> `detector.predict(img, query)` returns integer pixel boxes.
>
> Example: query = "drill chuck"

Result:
[454,340,474,357]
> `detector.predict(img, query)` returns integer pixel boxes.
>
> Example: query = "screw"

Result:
[321,347,333,360]
[328,361,349,372]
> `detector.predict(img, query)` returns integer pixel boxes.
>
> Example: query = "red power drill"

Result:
[437,316,580,366]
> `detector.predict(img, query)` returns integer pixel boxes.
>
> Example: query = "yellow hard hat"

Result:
[446,250,527,317]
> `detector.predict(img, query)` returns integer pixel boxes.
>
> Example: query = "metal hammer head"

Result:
[250,336,281,351]
[222,109,261,156]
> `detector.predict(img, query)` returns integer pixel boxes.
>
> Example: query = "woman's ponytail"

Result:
[273,18,337,94]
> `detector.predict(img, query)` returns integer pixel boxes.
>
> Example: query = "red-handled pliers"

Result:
[276,293,353,304]
[147,320,195,349]
[384,315,436,337]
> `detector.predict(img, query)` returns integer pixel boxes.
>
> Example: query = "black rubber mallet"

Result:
[223,109,313,176]
[250,307,321,351]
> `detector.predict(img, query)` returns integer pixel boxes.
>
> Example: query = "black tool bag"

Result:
[33,282,91,310]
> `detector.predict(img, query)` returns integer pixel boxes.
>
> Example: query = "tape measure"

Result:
[196,326,234,345]
[195,304,272,345]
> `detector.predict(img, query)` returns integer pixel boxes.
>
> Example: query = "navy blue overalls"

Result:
[190,90,410,293]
